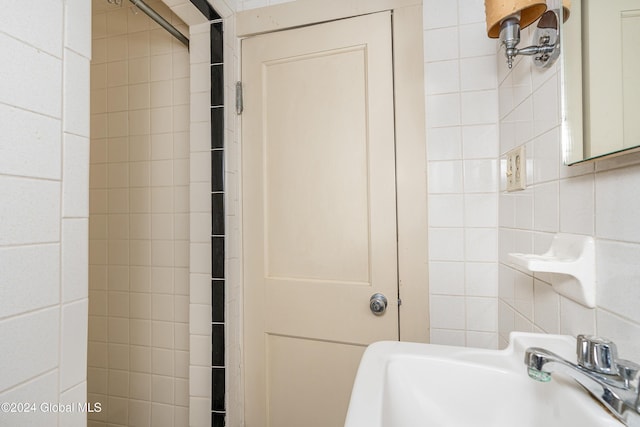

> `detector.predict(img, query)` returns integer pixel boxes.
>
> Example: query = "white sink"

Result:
[345,332,623,427]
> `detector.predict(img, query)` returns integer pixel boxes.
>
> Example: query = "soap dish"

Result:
[508,234,596,308]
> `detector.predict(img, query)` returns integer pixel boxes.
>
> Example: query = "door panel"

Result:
[264,47,370,284]
[242,11,398,427]
[267,335,365,427]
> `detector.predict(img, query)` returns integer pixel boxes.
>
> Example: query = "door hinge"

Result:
[397,298,402,306]
[235,81,243,115]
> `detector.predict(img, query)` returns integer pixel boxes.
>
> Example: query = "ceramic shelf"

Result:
[508,234,596,308]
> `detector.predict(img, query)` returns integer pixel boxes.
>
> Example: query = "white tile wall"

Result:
[61,300,90,391]
[63,134,91,217]
[0,0,63,57]
[64,49,91,136]
[0,308,60,391]
[425,0,499,348]
[497,3,640,361]
[0,177,61,245]
[0,373,60,426]
[0,103,62,179]
[0,0,90,424]
[423,0,640,358]
[430,295,466,330]
[0,244,60,318]
[0,32,63,118]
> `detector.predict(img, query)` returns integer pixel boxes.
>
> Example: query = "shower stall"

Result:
[88,1,191,425]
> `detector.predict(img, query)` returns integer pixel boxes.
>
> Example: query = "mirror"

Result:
[562,0,640,165]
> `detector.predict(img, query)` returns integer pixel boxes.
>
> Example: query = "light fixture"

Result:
[562,0,572,22]
[485,0,565,69]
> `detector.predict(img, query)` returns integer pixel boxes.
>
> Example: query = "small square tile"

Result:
[210,65,224,106]
[465,228,498,262]
[430,329,465,346]
[60,300,89,390]
[212,412,225,427]
[211,193,224,235]
[459,22,495,58]
[424,27,459,61]
[426,127,462,161]
[425,93,460,128]
[533,280,560,333]
[425,60,459,95]
[428,228,464,261]
[559,174,594,235]
[466,297,497,332]
[595,167,640,242]
[464,193,497,228]
[463,159,498,193]
[533,181,559,232]
[211,323,225,367]
[210,22,223,64]
[461,90,498,125]
[211,150,224,192]
[422,0,457,29]
[458,0,485,25]
[211,368,225,411]
[211,108,224,149]
[430,295,465,329]
[428,195,463,228]
[429,261,464,295]
[460,56,497,92]
[211,280,224,322]
[427,160,463,194]
[211,237,224,279]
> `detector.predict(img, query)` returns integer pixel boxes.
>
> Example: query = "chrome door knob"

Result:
[369,293,388,316]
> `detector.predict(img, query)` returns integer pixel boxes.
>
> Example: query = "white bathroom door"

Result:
[242,11,398,427]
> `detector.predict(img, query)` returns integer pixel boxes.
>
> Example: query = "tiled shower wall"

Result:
[423,0,501,348]
[0,1,91,426]
[88,1,191,425]
[497,3,640,361]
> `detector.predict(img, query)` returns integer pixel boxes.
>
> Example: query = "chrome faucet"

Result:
[525,335,640,427]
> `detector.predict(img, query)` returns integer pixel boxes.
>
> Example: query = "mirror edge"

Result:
[561,0,585,165]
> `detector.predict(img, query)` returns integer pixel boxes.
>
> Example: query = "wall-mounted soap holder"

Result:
[508,234,596,308]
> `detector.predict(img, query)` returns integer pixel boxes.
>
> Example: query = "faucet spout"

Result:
[525,346,640,427]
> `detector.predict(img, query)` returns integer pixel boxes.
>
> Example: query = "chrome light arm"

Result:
[500,9,560,69]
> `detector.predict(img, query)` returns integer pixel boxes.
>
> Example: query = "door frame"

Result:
[231,1,428,424]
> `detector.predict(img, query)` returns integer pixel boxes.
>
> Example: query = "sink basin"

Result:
[344,332,624,427]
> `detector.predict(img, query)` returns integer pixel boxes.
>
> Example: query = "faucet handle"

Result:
[577,335,619,375]
[616,359,640,388]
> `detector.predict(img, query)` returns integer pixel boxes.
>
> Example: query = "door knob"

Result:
[369,293,388,316]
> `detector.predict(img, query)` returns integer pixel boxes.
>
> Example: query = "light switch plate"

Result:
[506,146,526,191]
